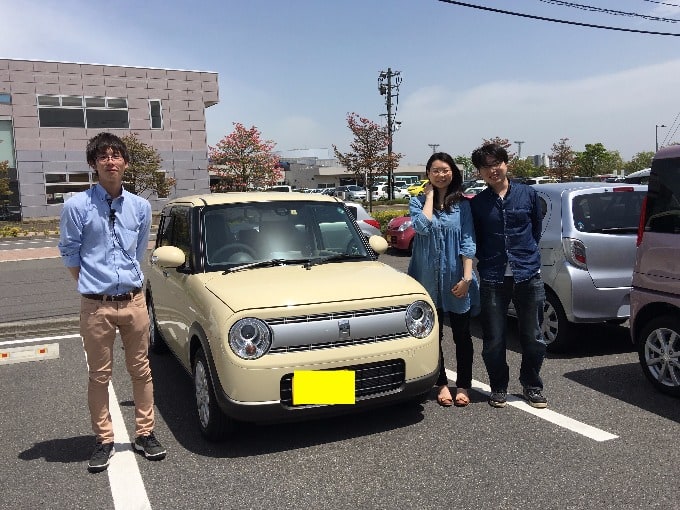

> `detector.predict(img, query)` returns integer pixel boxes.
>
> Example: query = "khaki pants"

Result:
[80,292,154,443]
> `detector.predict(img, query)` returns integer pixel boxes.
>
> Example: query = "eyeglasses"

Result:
[429,167,452,176]
[480,160,503,170]
[96,153,124,163]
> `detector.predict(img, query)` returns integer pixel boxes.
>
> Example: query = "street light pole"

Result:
[514,140,525,160]
[655,124,667,152]
[428,144,439,154]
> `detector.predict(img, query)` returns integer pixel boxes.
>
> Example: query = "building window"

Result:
[45,171,94,204]
[37,95,129,129]
[149,100,162,129]
[0,93,10,104]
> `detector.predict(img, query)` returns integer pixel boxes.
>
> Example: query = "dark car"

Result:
[630,148,680,396]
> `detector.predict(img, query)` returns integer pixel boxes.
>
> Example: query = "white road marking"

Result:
[446,368,619,442]
[108,382,152,510]
[0,334,81,347]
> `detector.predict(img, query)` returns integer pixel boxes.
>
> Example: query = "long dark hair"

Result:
[425,152,464,211]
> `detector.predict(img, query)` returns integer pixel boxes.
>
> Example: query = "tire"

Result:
[636,315,680,397]
[542,291,572,353]
[193,348,233,441]
[147,295,167,354]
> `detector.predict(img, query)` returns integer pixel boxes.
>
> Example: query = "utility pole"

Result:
[514,140,525,160]
[428,144,439,154]
[379,68,402,200]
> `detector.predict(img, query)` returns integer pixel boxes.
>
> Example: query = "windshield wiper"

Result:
[303,253,364,269]
[223,259,286,274]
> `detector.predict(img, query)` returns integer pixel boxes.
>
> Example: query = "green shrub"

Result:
[372,208,409,234]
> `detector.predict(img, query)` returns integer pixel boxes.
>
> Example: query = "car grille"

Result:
[279,359,406,407]
[267,305,410,354]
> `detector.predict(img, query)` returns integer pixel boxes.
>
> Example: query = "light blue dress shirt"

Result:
[58,183,151,295]
[407,196,480,315]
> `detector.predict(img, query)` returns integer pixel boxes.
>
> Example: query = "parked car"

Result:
[623,168,650,185]
[335,185,367,201]
[630,148,680,396]
[343,201,382,237]
[407,180,429,196]
[371,184,389,201]
[386,214,415,254]
[146,193,439,440]
[513,182,647,351]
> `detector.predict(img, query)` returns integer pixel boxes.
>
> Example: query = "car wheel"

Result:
[147,295,167,354]
[193,348,233,441]
[636,315,680,397]
[542,291,571,352]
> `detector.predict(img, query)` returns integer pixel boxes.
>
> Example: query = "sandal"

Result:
[437,385,453,407]
[454,388,470,407]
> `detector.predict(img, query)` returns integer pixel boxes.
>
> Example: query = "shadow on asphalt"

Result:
[563,361,680,424]
[148,352,426,459]
[18,435,94,463]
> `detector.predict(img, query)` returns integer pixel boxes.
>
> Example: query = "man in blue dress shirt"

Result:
[470,143,548,409]
[59,132,166,472]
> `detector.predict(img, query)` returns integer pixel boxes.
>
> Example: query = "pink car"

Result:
[386,215,415,253]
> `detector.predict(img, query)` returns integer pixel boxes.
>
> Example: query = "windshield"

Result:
[202,201,371,269]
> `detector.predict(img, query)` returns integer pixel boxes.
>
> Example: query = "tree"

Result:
[454,155,475,181]
[333,113,402,210]
[0,160,11,204]
[209,123,282,192]
[624,151,654,174]
[573,143,622,178]
[482,136,516,161]
[548,138,576,182]
[511,158,541,178]
[121,133,176,198]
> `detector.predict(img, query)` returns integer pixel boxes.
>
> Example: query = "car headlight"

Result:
[228,318,272,360]
[398,220,412,232]
[405,300,435,338]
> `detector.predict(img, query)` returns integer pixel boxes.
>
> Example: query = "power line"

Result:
[436,0,680,35]
[640,0,680,9]
[538,0,680,23]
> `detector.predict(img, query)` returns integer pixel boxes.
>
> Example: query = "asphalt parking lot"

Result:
[1,241,679,509]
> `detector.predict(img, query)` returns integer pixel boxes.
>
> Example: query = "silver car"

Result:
[343,202,382,237]
[518,182,647,351]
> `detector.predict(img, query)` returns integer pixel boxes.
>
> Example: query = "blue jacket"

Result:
[407,196,480,315]
[470,182,542,283]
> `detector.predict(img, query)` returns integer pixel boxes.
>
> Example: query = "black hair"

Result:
[425,152,464,211]
[471,143,509,170]
[86,132,129,168]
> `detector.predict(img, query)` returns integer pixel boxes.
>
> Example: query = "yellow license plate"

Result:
[292,370,355,405]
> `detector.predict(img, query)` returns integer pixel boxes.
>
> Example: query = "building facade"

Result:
[0,58,218,219]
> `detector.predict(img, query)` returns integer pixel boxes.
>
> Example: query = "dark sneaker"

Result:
[88,442,115,473]
[488,390,507,408]
[523,388,548,408]
[133,432,167,460]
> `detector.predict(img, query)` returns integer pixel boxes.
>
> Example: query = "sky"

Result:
[3,0,680,165]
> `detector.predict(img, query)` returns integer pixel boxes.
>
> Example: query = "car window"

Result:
[571,190,645,233]
[646,158,680,234]
[202,201,369,268]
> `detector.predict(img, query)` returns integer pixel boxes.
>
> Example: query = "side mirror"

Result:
[368,235,388,254]
[150,246,186,268]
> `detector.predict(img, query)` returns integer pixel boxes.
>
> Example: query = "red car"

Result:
[386,215,415,253]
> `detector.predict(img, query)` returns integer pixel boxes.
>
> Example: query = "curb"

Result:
[0,316,80,341]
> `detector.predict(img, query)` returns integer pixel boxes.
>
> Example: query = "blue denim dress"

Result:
[407,196,480,315]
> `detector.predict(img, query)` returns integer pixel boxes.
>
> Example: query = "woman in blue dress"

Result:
[407,152,479,407]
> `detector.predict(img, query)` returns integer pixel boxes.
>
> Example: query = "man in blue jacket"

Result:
[470,143,548,409]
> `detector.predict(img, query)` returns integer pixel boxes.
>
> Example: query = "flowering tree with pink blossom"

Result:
[209,123,282,192]
[333,113,401,208]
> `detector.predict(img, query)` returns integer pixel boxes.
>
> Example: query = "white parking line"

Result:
[0,334,81,347]
[107,382,152,510]
[446,369,619,442]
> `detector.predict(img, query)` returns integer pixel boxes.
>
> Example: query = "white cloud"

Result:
[397,59,680,163]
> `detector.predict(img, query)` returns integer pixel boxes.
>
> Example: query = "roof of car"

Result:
[164,192,342,207]
[531,182,647,196]
[654,144,680,160]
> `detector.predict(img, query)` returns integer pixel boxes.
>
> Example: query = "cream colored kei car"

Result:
[146,193,439,441]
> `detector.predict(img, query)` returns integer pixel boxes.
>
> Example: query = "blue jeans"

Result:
[479,275,547,392]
